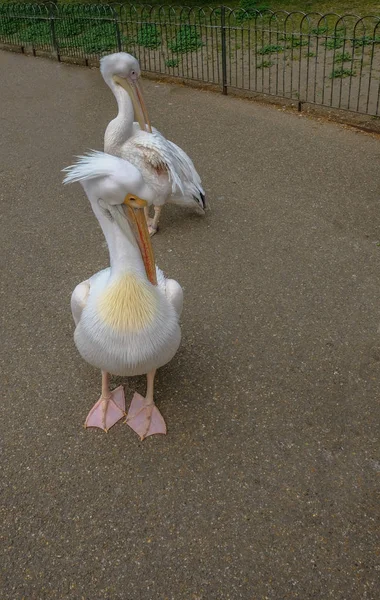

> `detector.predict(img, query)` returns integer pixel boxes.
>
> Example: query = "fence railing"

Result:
[1,3,380,116]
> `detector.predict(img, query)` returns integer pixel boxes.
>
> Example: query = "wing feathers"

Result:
[127,130,205,207]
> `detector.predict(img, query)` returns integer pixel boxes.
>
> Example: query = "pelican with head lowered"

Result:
[63,151,183,439]
[100,52,206,235]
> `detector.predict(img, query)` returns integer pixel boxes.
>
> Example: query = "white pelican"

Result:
[63,151,183,439]
[100,52,206,235]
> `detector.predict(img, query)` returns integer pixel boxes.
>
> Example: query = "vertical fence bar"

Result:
[221,5,227,94]
[49,4,59,61]
[111,6,122,52]
[366,21,380,114]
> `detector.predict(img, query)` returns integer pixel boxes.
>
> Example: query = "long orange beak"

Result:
[113,75,152,133]
[123,194,157,285]
[135,81,152,133]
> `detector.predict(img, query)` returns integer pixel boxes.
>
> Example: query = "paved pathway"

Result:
[1,50,379,599]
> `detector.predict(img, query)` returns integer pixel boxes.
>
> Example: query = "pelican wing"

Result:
[129,130,187,195]
[164,138,205,208]
[121,129,205,210]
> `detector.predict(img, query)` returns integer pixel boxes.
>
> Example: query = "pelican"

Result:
[63,151,183,439]
[100,52,206,235]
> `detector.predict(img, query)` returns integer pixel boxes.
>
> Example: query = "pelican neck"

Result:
[92,200,147,279]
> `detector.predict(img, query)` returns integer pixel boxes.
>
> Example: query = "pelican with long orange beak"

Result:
[100,52,206,236]
[63,151,183,439]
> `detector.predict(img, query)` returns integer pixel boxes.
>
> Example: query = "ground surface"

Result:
[0,50,379,600]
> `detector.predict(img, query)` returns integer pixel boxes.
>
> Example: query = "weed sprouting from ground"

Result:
[334,51,352,63]
[323,37,344,50]
[135,24,161,49]
[257,44,284,55]
[165,58,179,68]
[168,25,203,53]
[286,38,309,48]
[330,67,356,78]
[257,59,274,68]
[352,35,380,47]
[311,26,328,35]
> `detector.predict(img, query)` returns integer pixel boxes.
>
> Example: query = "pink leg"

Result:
[144,206,151,224]
[149,206,162,236]
[85,371,126,432]
[125,370,167,441]
[144,205,161,236]
[144,205,156,236]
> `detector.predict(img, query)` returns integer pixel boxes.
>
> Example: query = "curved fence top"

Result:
[1,3,380,20]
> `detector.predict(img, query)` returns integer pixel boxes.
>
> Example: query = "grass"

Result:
[235,1,380,13]
[311,26,328,35]
[235,0,270,23]
[109,0,380,12]
[4,0,379,14]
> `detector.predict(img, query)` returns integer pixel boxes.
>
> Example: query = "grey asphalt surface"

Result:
[1,50,380,600]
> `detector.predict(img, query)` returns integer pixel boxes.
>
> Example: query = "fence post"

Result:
[49,5,60,61]
[221,5,227,95]
[111,6,122,52]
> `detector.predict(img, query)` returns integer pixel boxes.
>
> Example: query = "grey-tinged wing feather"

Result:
[130,130,185,195]
[129,130,205,208]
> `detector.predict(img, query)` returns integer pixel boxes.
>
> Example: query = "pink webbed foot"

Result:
[125,392,167,441]
[85,386,126,432]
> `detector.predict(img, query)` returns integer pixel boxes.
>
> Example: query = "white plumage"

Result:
[64,151,183,438]
[100,52,206,234]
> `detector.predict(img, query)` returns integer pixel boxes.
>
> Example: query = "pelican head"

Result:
[63,151,157,284]
[100,52,151,133]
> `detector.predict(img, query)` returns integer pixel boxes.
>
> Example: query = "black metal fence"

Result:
[1,3,380,116]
